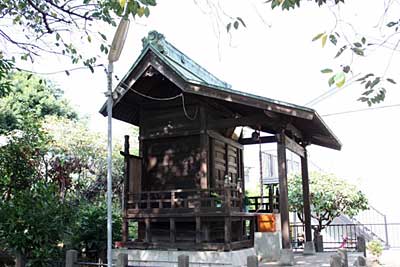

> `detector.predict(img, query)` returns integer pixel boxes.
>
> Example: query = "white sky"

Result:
[22,0,400,222]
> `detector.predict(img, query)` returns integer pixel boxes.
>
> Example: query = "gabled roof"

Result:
[100,31,342,150]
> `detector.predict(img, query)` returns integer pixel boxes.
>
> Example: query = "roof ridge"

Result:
[142,31,231,89]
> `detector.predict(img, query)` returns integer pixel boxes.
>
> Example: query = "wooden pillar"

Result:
[199,106,209,189]
[122,135,130,243]
[224,216,232,249]
[277,132,291,249]
[196,217,201,243]
[170,218,176,243]
[145,218,151,243]
[301,148,312,243]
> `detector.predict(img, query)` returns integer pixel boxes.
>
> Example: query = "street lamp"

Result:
[106,17,129,267]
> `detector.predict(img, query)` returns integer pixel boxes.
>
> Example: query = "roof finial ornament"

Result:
[142,30,165,53]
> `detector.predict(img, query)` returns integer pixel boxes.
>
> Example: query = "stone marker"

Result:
[303,241,316,255]
[353,256,367,267]
[178,254,189,267]
[116,253,128,267]
[356,236,366,256]
[247,255,258,267]
[279,249,295,266]
[330,254,342,267]
[337,248,348,267]
[65,250,78,267]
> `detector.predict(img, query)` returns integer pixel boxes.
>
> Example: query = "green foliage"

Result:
[288,172,369,233]
[0,182,72,266]
[0,119,47,200]
[0,72,134,264]
[0,72,77,134]
[266,0,344,11]
[367,240,383,259]
[0,58,13,97]
[0,0,156,75]
[66,200,122,261]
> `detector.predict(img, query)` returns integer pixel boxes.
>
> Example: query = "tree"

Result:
[0,72,77,134]
[288,172,368,234]
[0,0,156,74]
[0,72,133,265]
[0,182,72,267]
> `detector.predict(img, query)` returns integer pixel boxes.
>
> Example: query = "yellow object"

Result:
[258,214,276,232]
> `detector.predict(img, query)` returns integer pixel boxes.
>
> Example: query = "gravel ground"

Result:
[259,250,400,267]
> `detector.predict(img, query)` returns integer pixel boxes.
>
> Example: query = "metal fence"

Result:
[290,223,400,251]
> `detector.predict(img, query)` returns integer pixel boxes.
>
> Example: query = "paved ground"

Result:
[379,249,400,267]
[259,249,400,267]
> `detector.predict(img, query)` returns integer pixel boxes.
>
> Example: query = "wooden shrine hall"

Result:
[100,31,342,252]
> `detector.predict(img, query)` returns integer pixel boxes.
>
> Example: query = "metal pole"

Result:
[384,215,390,248]
[107,62,114,267]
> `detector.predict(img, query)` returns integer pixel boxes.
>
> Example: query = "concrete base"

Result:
[113,248,257,267]
[278,249,295,266]
[254,232,281,261]
[303,241,315,255]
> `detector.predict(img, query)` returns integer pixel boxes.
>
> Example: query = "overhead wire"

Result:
[304,73,361,107]
[321,103,400,117]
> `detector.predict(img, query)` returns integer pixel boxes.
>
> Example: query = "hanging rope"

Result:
[115,81,199,121]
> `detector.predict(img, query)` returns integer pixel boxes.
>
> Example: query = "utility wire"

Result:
[322,103,400,117]
[304,73,361,107]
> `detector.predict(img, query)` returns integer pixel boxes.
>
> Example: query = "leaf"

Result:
[342,65,350,73]
[321,68,333,73]
[144,7,150,17]
[98,32,107,41]
[353,42,362,48]
[119,0,126,8]
[352,47,364,56]
[27,74,33,80]
[65,70,70,76]
[387,21,397,27]
[334,72,345,88]
[321,34,327,48]
[137,7,145,17]
[234,21,239,29]
[387,78,396,84]
[370,77,380,88]
[361,37,366,44]
[335,45,347,58]
[312,32,325,42]
[328,75,335,87]
[237,17,246,27]
[226,23,231,32]
[329,34,337,45]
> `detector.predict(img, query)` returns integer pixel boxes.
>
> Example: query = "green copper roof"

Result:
[141,31,231,89]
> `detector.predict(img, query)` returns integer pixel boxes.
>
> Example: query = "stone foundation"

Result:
[113,248,257,267]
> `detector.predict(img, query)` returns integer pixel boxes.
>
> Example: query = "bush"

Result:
[367,240,383,259]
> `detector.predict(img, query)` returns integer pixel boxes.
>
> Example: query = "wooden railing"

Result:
[126,188,244,212]
[246,195,279,213]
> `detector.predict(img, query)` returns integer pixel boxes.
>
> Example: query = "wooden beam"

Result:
[239,136,277,145]
[286,123,303,140]
[277,133,291,250]
[301,149,312,243]
[208,114,266,130]
[187,83,315,120]
[284,134,305,158]
[207,130,243,149]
